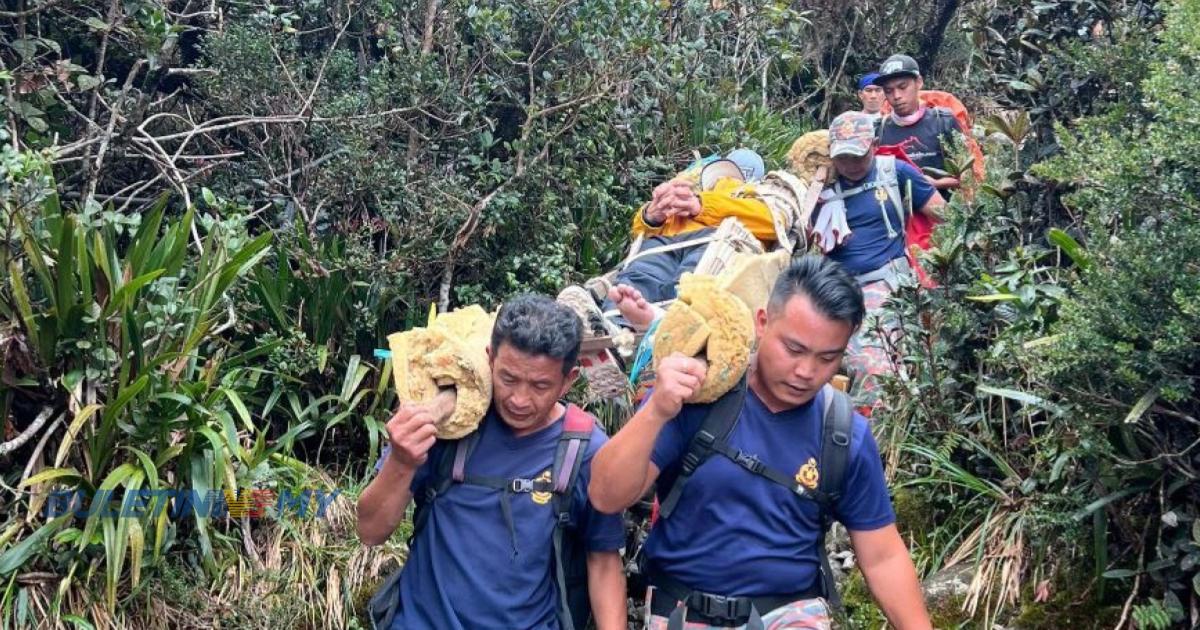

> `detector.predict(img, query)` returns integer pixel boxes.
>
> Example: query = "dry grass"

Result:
[7,468,407,630]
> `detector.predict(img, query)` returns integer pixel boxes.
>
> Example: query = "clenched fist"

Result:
[648,353,707,421]
[385,402,439,470]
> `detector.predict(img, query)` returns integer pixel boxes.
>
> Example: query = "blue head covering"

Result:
[858,72,881,91]
[724,148,766,182]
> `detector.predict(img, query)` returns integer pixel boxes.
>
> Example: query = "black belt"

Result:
[645,563,820,628]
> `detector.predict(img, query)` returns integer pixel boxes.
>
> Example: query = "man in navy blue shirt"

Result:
[357,295,626,629]
[817,111,944,407]
[590,257,932,629]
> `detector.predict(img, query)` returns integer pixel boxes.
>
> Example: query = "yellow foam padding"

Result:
[652,274,754,403]
[786,130,834,184]
[387,305,494,439]
[655,301,711,357]
[717,249,791,314]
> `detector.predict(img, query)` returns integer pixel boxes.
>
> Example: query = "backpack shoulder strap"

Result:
[552,404,596,630]
[875,155,905,211]
[658,376,748,519]
[411,432,480,539]
[815,384,854,609]
[555,405,595,494]
[818,385,854,502]
[931,106,964,136]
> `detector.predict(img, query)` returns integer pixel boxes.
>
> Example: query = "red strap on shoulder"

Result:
[562,404,594,433]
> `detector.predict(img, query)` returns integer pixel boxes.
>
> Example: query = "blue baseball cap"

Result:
[858,73,881,91]
[724,148,765,182]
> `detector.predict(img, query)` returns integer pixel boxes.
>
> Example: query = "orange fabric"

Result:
[875,144,938,289]
[882,90,986,185]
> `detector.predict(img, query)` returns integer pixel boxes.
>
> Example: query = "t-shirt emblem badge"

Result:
[531,470,553,505]
[795,457,819,490]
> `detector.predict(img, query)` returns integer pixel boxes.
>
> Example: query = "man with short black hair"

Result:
[875,54,966,195]
[589,256,932,629]
[858,72,885,123]
[358,294,626,629]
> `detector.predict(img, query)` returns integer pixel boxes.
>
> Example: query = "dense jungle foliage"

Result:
[0,0,1197,627]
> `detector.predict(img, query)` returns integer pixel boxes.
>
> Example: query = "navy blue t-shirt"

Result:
[826,160,935,276]
[376,407,625,629]
[646,387,895,597]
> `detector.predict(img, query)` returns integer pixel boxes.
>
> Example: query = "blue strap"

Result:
[628,318,662,385]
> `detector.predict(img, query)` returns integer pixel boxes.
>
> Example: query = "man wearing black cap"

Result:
[874,54,965,195]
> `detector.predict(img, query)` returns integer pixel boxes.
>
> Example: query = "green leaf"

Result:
[339,355,368,401]
[0,517,68,575]
[966,293,1019,302]
[54,215,77,333]
[221,388,254,433]
[62,614,95,630]
[106,269,165,317]
[1123,386,1159,424]
[8,262,41,360]
[15,214,57,312]
[1047,228,1091,271]
[1073,485,1151,520]
[127,519,145,588]
[10,39,36,60]
[1102,568,1137,579]
[125,446,160,491]
[76,74,102,91]
[976,384,1064,415]
[50,402,100,469]
[84,17,110,31]
[128,199,166,276]
[101,375,149,426]
[18,467,81,487]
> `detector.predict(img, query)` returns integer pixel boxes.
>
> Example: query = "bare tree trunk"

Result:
[406,0,440,168]
[917,0,960,75]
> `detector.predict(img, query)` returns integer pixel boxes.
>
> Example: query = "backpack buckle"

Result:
[509,478,534,493]
[689,592,740,623]
[733,450,763,474]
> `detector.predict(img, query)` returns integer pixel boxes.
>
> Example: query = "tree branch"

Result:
[0,408,57,457]
[0,0,66,19]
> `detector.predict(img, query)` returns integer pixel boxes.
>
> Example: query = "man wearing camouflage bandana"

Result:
[814,111,945,410]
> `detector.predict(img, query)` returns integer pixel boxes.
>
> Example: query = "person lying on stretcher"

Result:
[556,149,786,397]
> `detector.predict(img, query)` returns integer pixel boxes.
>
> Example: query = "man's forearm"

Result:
[587,551,627,630]
[931,176,960,190]
[588,406,669,513]
[861,553,932,629]
[356,457,416,545]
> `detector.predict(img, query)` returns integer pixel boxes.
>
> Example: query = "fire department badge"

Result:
[795,457,820,490]
[531,470,553,505]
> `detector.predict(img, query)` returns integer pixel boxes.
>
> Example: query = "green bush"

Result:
[877,1,1200,624]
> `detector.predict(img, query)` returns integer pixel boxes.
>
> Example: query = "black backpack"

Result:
[368,406,595,630]
[655,379,854,608]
